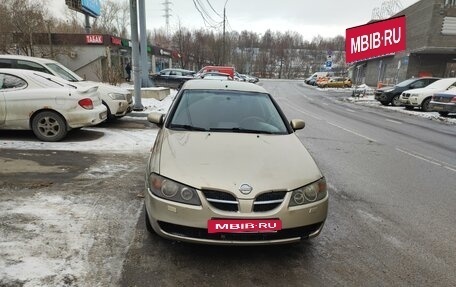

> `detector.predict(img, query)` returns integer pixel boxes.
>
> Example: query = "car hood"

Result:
[155,130,322,199]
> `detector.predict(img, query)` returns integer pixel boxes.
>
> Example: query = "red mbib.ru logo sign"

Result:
[345,15,406,63]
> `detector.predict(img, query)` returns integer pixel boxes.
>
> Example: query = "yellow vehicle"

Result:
[318,77,352,88]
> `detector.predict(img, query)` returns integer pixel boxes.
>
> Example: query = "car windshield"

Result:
[396,79,416,87]
[168,90,289,134]
[45,63,83,82]
[424,78,456,89]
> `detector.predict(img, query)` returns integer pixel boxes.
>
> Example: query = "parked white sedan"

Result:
[0,69,107,141]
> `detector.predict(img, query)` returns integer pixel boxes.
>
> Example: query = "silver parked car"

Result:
[0,69,107,141]
[145,79,328,245]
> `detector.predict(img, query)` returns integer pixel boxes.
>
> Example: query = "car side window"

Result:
[0,59,13,68]
[415,80,426,88]
[160,70,170,76]
[17,60,50,74]
[0,74,27,90]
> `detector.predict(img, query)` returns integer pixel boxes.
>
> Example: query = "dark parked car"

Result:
[374,77,440,106]
[150,68,195,89]
[429,89,456,116]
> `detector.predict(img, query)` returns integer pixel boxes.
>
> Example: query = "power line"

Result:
[192,0,223,29]
[205,0,222,18]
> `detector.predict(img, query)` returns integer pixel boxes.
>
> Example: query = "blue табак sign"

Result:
[81,0,101,17]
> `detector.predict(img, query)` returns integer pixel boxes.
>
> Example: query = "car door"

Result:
[1,73,29,128]
[168,70,183,89]
[154,70,169,87]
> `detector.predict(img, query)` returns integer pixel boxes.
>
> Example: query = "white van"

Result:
[0,55,133,120]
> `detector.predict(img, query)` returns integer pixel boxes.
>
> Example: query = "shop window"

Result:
[445,0,456,6]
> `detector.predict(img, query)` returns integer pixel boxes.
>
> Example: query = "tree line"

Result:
[0,0,347,78]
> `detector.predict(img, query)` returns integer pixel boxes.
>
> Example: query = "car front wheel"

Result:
[391,95,401,106]
[421,97,432,112]
[32,111,68,142]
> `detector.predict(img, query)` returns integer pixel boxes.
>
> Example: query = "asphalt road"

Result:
[1,80,455,287]
[120,80,456,287]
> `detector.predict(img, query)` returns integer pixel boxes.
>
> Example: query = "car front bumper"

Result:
[145,187,328,245]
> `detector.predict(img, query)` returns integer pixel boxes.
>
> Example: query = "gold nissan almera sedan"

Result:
[145,79,328,245]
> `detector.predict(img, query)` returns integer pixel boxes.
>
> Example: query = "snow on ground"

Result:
[0,88,176,287]
[0,89,176,153]
[345,94,456,125]
[316,85,456,125]
[0,84,453,286]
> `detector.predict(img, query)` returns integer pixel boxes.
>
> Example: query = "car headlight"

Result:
[108,93,126,100]
[148,173,201,206]
[289,177,327,207]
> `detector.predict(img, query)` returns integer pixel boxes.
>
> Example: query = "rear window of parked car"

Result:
[0,74,27,89]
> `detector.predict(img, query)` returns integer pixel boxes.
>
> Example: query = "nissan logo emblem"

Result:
[239,184,253,195]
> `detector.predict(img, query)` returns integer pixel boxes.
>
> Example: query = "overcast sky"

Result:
[52,0,420,41]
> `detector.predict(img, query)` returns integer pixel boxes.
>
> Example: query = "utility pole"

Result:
[162,0,172,36]
[138,0,150,87]
[130,0,144,111]
[222,0,228,65]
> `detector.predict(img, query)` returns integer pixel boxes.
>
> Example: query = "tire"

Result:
[31,111,67,142]
[438,112,449,117]
[421,97,432,112]
[103,102,116,121]
[391,95,401,107]
[145,205,153,233]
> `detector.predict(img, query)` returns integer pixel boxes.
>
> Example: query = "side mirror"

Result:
[147,112,165,126]
[290,119,305,131]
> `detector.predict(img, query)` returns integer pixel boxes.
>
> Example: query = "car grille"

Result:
[203,190,238,212]
[158,221,324,241]
[203,190,288,212]
[402,92,411,99]
[253,191,287,212]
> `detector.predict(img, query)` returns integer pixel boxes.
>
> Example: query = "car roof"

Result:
[162,68,195,72]
[0,54,57,64]
[0,68,51,75]
[184,79,267,93]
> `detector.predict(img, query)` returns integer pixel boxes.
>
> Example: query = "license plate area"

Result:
[100,111,108,120]
[208,219,282,234]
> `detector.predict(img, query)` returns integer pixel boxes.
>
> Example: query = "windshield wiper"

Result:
[170,124,208,131]
[209,127,274,134]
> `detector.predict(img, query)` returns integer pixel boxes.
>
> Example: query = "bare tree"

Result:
[2,0,49,56]
[92,0,130,37]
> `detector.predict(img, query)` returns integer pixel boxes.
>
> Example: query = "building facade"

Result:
[16,33,181,83]
[351,0,456,87]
